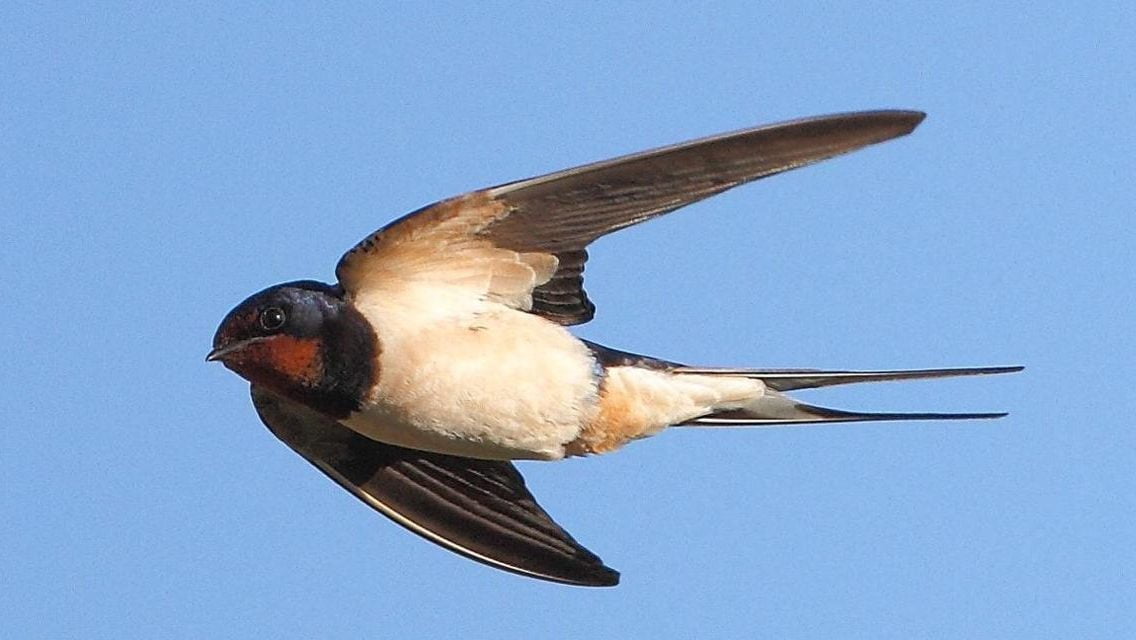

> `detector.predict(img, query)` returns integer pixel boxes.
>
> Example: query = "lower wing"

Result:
[249,386,619,587]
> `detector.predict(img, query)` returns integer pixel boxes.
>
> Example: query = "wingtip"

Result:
[583,566,621,588]
[905,110,927,133]
[835,108,926,135]
[878,108,926,126]
[522,551,620,587]
[907,110,928,126]
[883,109,926,136]
[526,559,619,588]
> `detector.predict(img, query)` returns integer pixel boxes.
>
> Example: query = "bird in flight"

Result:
[208,110,1020,587]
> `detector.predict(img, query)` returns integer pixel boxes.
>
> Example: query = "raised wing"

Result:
[336,110,925,325]
[250,386,619,587]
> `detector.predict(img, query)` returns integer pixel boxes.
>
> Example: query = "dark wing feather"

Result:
[528,249,593,325]
[250,386,619,587]
[337,110,925,325]
[484,110,925,323]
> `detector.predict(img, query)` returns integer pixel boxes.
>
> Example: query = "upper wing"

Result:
[336,110,926,325]
[250,386,619,587]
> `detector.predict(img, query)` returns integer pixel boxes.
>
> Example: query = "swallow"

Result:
[209,110,1021,587]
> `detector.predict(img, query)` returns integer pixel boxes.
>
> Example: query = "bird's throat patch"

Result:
[261,335,324,387]
[225,335,325,393]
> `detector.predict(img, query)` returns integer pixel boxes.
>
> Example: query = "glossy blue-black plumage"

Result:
[211,280,377,418]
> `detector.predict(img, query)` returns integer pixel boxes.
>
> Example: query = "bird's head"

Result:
[208,280,376,417]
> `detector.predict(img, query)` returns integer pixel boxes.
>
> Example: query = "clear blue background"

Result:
[3,4,1132,638]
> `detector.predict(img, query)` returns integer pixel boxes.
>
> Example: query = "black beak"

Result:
[205,345,230,362]
[206,337,266,362]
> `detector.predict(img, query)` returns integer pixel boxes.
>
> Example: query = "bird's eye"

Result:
[259,307,286,331]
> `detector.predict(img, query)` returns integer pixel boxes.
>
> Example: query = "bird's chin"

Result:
[207,340,272,387]
[216,356,288,395]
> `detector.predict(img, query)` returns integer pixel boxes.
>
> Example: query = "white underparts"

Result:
[346,296,601,460]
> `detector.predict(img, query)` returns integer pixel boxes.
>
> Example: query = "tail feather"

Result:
[673,365,1023,391]
[687,404,1009,427]
[675,365,1021,427]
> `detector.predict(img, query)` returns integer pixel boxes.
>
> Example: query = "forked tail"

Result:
[675,365,1023,427]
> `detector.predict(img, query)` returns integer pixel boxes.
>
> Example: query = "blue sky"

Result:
[2,4,1132,638]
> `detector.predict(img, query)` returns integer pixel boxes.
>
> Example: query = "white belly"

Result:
[344,304,601,460]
